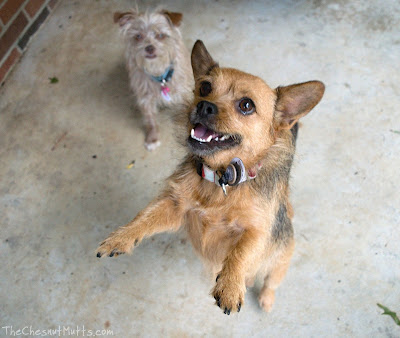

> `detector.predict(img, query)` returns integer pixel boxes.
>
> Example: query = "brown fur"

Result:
[97,40,325,314]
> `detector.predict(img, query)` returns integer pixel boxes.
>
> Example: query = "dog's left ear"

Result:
[191,40,219,80]
[274,81,325,130]
[114,11,137,27]
[161,10,183,27]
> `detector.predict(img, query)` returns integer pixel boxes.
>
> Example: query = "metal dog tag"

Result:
[221,183,227,196]
[161,80,171,101]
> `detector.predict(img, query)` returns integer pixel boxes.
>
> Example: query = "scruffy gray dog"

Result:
[114,7,193,150]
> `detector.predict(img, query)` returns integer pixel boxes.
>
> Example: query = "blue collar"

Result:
[150,65,174,83]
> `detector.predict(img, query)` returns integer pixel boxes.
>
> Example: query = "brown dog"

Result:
[97,40,325,314]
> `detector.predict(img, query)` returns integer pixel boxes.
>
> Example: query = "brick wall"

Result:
[0,0,59,85]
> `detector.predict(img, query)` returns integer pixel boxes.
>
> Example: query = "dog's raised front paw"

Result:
[96,234,139,258]
[212,273,245,315]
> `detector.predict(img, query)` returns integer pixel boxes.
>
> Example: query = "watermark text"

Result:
[1,325,114,336]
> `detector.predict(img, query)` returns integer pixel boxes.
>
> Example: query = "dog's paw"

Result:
[96,234,139,258]
[258,288,275,312]
[145,140,161,151]
[212,273,245,315]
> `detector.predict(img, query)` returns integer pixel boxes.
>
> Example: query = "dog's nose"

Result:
[197,101,218,117]
[145,45,155,55]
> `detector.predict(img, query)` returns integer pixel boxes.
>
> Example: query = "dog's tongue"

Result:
[193,124,217,139]
[193,124,208,138]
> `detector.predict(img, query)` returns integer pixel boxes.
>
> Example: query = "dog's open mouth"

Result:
[188,123,241,154]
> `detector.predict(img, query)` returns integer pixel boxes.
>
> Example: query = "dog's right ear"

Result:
[114,11,137,27]
[274,81,325,130]
[161,10,183,27]
[191,40,219,80]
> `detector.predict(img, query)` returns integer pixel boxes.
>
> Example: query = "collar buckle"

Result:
[198,157,259,196]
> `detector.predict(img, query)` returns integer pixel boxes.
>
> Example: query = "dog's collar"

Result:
[146,65,174,101]
[149,65,174,83]
[196,157,261,195]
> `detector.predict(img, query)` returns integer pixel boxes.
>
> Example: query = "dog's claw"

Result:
[214,295,221,307]
[237,303,241,312]
[224,307,231,315]
[108,249,125,257]
[109,249,117,257]
[96,252,102,258]
[216,274,220,282]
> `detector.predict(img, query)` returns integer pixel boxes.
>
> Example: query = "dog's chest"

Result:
[185,203,246,262]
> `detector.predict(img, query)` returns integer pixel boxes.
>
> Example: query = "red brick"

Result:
[48,0,58,10]
[0,12,28,61]
[25,0,45,18]
[0,48,21,84]
[0,0,25,25]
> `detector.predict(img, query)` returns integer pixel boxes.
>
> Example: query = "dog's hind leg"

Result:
[258,239,295,312]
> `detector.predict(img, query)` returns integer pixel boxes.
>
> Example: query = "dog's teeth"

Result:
[191,130,227,143]
[193,135,205,142]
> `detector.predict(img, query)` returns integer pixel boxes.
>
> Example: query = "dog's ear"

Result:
[161,10,183,27]
[274,81,325,130]
[191,40,219,80]
[114,11,137,27]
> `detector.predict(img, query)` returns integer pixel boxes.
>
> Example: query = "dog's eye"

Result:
[238,98,255,115]
[199,81,212,97]
[134,33,144,41]
[156,33,166,40]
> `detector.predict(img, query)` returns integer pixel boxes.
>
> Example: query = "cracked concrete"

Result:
[0,0,399,337]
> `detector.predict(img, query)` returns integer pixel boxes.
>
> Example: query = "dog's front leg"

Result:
[96,193,184,258]
[138,99,160,151]
[212,227,266,315]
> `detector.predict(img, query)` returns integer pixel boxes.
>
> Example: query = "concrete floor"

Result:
[1,0,399,337]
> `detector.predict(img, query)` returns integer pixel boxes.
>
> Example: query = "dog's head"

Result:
[114,8,183,76]
[187,40,325,169]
